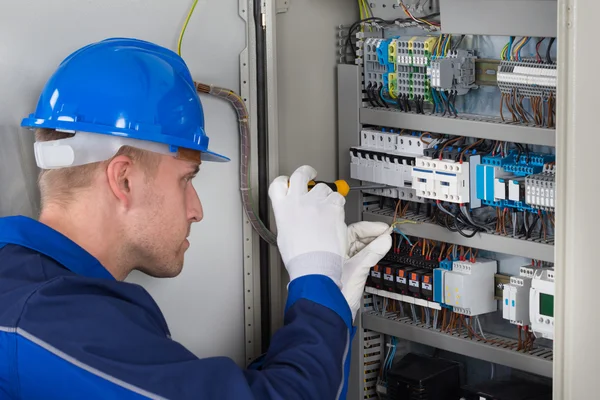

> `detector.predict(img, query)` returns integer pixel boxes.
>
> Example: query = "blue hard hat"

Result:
[21,37,229,162]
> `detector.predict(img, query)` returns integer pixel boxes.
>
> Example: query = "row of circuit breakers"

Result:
[361,35,557,109]
[350,128,556,211]
[367,259,555,340]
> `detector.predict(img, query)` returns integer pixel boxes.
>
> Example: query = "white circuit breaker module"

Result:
[412,155,481,206]
[530,268,555,340]
[443,259,498,316]
[503,267,535,326]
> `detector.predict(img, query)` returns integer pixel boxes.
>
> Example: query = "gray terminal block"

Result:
[363,38,387,89]
[525,166,556,211]
[497,60,557,98]
[429,49,476,95]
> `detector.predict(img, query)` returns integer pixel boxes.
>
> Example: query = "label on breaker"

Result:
[384,274,394,282]
[409,280,420,288]
[396,277,407,284]
[422,283,433,291]
[371,271,381,278]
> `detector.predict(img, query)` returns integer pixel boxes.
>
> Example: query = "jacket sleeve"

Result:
[15,274,354,400]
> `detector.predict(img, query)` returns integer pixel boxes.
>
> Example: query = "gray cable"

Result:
[461,205,492,233]
[476,316,487,339]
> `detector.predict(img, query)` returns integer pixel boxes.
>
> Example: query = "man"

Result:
[0,38,392,399]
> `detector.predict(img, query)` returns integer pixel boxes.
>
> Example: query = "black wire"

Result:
[442,91,449,117]
[344,17,385,61]
[453,209,480,238]
[546,37,556,64]
[526,214,540,239]
[397,94,405,111]
[404,95,411,112]
[535,38,544,62]
[453,93,458,117]
[514,143,525,163]
[369,85,381,107]
[365,83,378,107]
[451,35,465,52]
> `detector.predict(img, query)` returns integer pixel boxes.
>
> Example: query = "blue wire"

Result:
[440,90,457,114]
[430,89,438,113]
[432,89,444,114]
[507,36,514,60]
[394,227,413,246]
[441,35,450,57]
[380,87,398,104]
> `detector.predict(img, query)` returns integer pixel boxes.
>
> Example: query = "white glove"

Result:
[268,165,347,287]
[341,222,393,321]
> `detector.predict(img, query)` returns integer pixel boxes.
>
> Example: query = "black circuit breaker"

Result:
[383,264,398,292]
[368,262,385,290]
[396,266,417,295]
[421,271,434,300]
[409,269,429,298]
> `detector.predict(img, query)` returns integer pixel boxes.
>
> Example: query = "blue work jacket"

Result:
[0,216,355,399]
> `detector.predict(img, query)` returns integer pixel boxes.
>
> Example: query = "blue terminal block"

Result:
[481,154,515,167]
[433,259,456,307]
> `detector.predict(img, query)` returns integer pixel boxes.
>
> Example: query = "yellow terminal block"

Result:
[388,73,398,98]
[408,36,417,51]
[424,36,437,52]
[388,39,397,65]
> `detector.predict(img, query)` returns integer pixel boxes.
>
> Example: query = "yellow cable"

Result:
[177,0,200,56]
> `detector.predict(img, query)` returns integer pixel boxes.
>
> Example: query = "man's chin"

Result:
[136,262,184,279]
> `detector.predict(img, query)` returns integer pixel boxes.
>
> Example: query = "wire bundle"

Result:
[499,37,556,127]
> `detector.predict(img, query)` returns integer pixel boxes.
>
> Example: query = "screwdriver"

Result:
[307,180,389,197]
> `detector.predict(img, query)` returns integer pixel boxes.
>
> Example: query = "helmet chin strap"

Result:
[34,131,175,169]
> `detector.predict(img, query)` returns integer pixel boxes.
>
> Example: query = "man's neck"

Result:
[39,204,128,280]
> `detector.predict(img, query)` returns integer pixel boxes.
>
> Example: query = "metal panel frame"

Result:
[363,312,553,378]
[244,0,262,364]
[338,64,363,224]
[440,0,558,37]
[360,108,556,147]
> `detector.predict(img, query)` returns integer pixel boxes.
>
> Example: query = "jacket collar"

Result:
[0,216,114,280]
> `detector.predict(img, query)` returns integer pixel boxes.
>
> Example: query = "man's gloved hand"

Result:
[342,222,392,321]
[269,165,347,287]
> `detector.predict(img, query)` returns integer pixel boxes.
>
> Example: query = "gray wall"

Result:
[0,0,248,365]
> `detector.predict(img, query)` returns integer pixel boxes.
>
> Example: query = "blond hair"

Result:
[35,128,161,208]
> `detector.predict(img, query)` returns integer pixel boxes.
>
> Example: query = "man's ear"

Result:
[106,155,135,208]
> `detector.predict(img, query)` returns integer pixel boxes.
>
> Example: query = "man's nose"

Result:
[187,184,203,223]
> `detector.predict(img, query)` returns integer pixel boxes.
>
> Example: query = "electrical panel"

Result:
[337,0,559,395]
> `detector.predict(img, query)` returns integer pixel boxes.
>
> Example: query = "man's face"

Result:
[126,155,203,278]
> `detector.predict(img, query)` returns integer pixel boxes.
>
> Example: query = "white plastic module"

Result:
[413,157,471,203]
[444,259,498,316]
[525,166,556,210]
[508,178,524,202]
[503,267,534,326]
[494,178,507,201]
[530,268,555,340]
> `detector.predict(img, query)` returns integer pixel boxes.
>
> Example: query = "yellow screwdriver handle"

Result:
[307,180,351,197]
